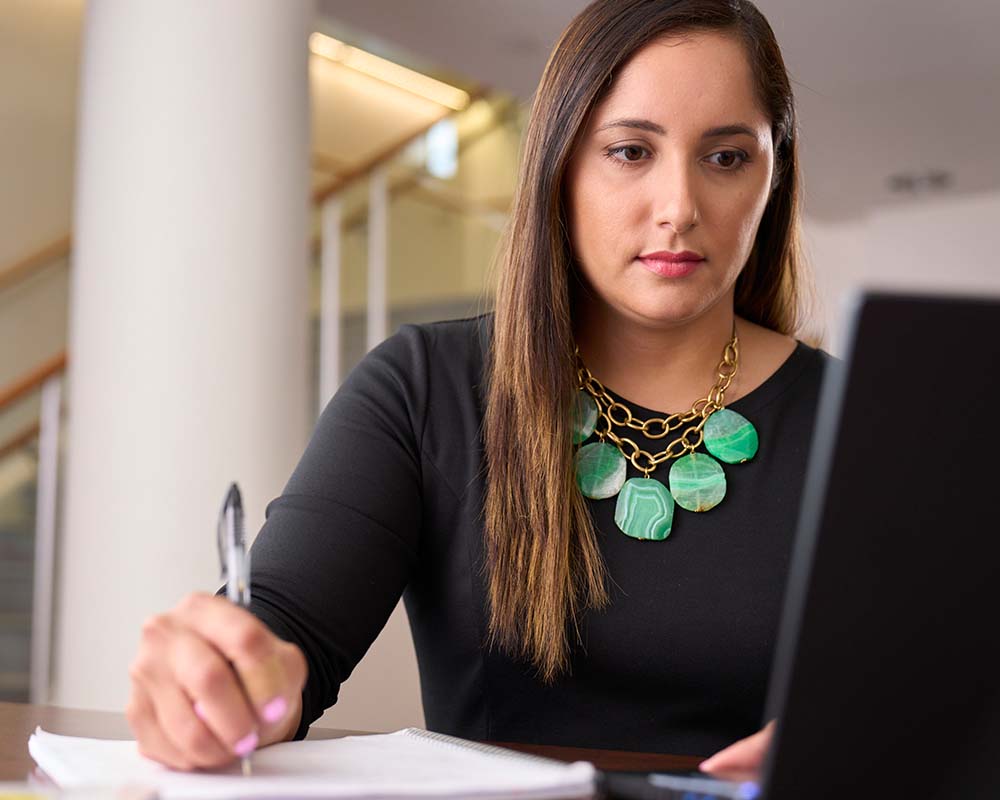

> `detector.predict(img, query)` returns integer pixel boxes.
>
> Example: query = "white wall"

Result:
[0,0,82,268]
[0,1,81,395]
[803,190,1000,356]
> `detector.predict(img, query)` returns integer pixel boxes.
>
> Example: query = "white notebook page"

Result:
[28,727,596,799]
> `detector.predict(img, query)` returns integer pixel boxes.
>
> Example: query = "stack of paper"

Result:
[28,727,596,799]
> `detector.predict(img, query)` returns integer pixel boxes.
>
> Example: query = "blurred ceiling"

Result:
[316,0,1000,222]
[308,50,451,195]
[4,0,998,269]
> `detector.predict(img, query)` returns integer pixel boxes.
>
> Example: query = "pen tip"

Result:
[226,483,243,511]
[242,757,252,777]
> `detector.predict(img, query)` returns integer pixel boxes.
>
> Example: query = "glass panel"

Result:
[0,256,70,394]
[308,174,371,404]
[308,93,527,396]
[383,94,523,332]
[337,176,372,382]
[0,391,41,702]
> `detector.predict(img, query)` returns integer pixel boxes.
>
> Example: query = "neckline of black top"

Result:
[599,340,821,420]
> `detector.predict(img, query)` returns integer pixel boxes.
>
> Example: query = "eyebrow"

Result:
[595,118,759,140]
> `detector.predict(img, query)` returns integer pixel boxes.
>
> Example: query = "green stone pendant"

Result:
[575,441,626,499]
[703,408,759,464]
[571,390,599,444]
[669,453,726,512]
[614,478,675,540]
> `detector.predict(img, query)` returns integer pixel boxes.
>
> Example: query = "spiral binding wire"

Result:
[400,728,565,768]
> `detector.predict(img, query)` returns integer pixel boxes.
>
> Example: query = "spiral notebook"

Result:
[28,726,595,799]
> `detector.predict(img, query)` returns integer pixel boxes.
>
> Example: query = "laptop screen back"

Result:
[761,292,1000,800]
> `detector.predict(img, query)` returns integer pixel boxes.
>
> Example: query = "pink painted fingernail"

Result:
[193,701,207,720]
[233,731,258,757]
[261,696,288,723]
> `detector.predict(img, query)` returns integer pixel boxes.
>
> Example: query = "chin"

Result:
[612,268,732,327]
[618,296,715,329]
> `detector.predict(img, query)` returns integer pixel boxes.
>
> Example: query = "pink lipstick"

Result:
[638,250,705,278]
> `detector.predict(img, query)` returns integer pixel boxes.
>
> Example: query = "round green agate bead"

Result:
[669,453,726,512]
[614,478,675,541]
[575,442,626,499]
[703,408,758,464]
[571,390,599,444]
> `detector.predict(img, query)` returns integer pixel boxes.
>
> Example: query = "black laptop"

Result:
[604,291,1000,800]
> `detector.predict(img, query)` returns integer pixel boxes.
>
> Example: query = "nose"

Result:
[653,161,700,234]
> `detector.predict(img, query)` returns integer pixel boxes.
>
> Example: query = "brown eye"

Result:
[707,150,748,170]
[606,144,651,165]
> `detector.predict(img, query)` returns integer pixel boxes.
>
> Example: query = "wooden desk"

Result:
[0,701,700,787]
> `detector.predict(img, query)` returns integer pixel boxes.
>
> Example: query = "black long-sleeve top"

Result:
[247,315,831,756]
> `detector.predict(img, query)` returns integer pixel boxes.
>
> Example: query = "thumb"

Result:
[699,719,775,775]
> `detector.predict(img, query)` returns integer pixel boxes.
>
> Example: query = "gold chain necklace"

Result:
[572,329,760,541]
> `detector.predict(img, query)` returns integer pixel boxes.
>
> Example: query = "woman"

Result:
[127,0,829,776]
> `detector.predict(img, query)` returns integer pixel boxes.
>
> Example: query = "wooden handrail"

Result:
[0,422,41,462]
[343,97,517,229]
[312,88,487,207]
[0,114,485,298]
[312,150,351,176]
[0,352,67,412]
[0,140,394,291]
[0,235,72,294]
[310,94,517,255]
[0,157,345,298]
[311,112,453,207]
[0,86,493,295]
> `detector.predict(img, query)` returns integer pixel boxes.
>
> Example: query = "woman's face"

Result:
[564,31,775,329]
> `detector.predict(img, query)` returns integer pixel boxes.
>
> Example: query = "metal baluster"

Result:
[319,195,343,413]
[30,374,61,704]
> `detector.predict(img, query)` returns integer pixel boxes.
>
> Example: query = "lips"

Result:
[637,250,705,278]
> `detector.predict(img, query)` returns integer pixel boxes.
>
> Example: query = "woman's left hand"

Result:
[698,719,775,778]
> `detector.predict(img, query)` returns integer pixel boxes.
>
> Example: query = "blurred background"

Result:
[2,0,998,733]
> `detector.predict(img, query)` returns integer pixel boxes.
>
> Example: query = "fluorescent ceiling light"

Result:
[310,32,471,111]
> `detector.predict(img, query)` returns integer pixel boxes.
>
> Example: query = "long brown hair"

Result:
[484,0,807,682]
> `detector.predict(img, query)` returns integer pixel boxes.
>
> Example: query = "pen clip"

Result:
[217,482,250,606]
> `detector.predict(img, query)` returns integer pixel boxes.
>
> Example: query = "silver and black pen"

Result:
[217,482,253,777]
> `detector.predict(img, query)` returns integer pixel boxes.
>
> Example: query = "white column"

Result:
[319,196,342,410]
[53,0,315,710]
[29,376,62,704]
[367,166,389,350]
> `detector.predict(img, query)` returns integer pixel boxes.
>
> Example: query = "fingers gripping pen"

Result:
[217,482,253,776]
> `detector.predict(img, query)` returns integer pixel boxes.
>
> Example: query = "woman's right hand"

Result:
[127,592,308,771]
